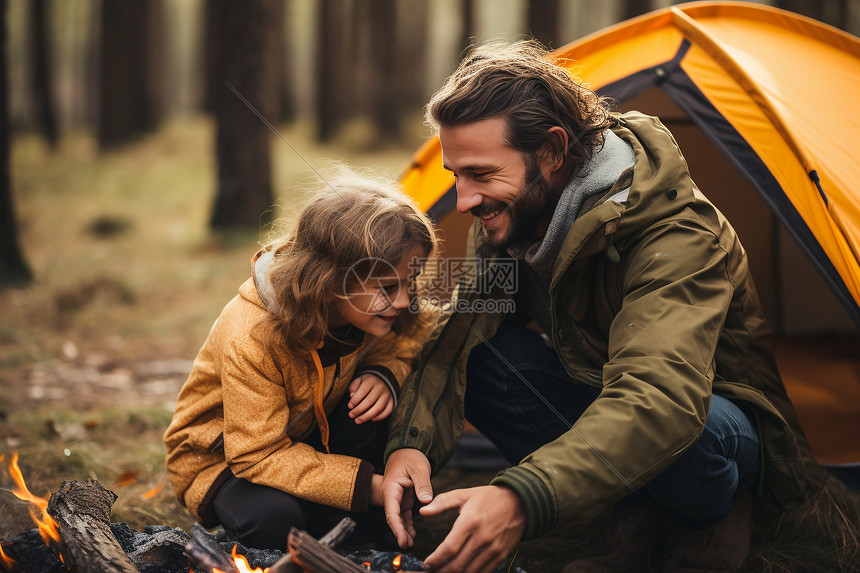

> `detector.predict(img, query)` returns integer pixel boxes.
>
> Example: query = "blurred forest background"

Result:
[1,0,859,568]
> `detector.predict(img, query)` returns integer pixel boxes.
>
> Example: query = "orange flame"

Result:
[7,452,61,546]
[0,541,18,569]
[212,545,270,573]
[143,479,167,500]
[393,553,402,569]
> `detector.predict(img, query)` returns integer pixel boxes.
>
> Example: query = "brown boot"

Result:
[664,493,752,573]
[562,500,664,573]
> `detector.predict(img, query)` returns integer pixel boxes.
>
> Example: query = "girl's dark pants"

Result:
[464,322,760,527]
[211,395,388,551]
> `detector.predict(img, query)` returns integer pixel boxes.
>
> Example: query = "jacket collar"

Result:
[507,129,635,276]
[550,112,696,288]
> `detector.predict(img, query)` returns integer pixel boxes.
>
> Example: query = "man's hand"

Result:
[382,448,433,548]
[419,485,526,573]
[348,374,394,424]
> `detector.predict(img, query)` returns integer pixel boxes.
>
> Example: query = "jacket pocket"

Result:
[568,368,603,388]
[207,432,225,454]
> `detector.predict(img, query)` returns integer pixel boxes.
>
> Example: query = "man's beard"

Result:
[473,153,558,251]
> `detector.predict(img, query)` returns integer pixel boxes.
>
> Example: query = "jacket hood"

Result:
[246,248,278,313]
[246,247,366,353]
[552,112,697,285]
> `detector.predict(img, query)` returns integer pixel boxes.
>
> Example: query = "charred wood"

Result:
[46,479,138,573]
[286,527,367,573]
[269,517,356,573]
[184,522,239,573]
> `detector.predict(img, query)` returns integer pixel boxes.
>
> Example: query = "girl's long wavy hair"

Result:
[257,170,439,357]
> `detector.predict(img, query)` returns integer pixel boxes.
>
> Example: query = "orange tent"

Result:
[400,2,860,468]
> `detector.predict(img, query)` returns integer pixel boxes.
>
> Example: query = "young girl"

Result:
[164,171,438,551]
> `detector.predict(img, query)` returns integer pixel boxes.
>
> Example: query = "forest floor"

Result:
[2,117,859,572]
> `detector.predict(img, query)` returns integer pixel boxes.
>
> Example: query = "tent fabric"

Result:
[400,1,860,326]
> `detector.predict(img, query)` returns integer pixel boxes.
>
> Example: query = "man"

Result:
[381,41,821,573]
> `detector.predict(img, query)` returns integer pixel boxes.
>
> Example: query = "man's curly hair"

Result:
[426,40,616,179]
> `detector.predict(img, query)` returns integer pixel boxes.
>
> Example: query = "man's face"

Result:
[439,117,557,251]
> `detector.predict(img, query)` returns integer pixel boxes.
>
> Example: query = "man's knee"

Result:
[649,457,741,523]
[647,395,760,524]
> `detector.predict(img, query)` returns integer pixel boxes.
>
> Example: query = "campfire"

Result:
[2,454,63,560]
[0,453,434,573]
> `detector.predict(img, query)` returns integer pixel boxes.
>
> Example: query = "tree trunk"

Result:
[460,0,475,57]
[776,0,824,22]
[837,0,849,32]
[0,0,32,287]
[210,0,277,229]
[202,0,220,116]
[620,0,651,20]
[97,0,164,149]
[29,0,59,149]
[368,0,399,138]
[527,0,561,48]
[396,0,429,123]
[315,0,351,142]
[273,0,295,123]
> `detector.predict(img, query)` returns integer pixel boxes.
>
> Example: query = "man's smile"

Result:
[471,198,508,229]
[480,209,502,224]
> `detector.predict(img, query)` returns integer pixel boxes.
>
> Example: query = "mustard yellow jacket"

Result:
[165,274,424,526]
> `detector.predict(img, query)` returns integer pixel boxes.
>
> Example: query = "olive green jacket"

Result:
[385,112,821,539]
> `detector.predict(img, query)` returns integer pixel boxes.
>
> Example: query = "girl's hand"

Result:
[371,473,385,506]
[348,374,394,424]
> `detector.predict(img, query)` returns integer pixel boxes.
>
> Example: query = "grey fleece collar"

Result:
[508,129,635,275]
[253,248,279,313]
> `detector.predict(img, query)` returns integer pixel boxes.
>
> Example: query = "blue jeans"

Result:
[464,322,760,526]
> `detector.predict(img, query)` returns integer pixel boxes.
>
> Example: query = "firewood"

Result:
[268,517,356,573]
[315,517,357,550]
[46,479,138,573]
[183,523,239,573]
[286,527,367,573]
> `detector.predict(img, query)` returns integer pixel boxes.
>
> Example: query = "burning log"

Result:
[283,518,422,573]
[268,517,356,573]
[46,478,138,573]
[184,523,241,573]
[183,517,359,573]
[286,527,368,573]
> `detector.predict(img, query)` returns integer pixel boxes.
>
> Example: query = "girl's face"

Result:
[331,245,426,337]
